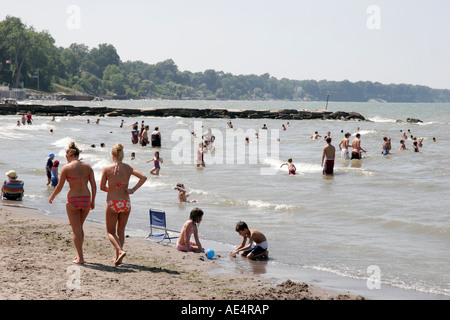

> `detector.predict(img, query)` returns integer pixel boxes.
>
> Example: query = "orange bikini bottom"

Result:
[106,199,131,213]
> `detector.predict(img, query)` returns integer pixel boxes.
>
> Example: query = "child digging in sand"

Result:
[230,221,269,260]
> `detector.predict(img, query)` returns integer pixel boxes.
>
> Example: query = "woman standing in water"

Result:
[49,142,97,264]
[100,143,147,266]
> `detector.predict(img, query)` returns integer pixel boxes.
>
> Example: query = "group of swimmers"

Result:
[131,120,162,148]
[18,114,438,266]
[300,126,431,176]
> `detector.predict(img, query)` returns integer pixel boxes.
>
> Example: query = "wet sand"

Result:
[0,204,363,301]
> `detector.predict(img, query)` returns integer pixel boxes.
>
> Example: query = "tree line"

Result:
[1,15,449,102]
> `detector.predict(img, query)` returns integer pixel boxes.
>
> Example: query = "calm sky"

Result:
[2,0,449,89]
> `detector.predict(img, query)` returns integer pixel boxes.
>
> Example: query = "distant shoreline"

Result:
[0,102,366,121]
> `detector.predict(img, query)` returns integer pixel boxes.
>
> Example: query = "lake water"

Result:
[1,99,449,299]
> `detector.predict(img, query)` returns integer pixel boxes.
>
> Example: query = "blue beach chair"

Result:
[146,209,179,244]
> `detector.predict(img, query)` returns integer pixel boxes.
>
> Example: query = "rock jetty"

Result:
[0,102,366,121]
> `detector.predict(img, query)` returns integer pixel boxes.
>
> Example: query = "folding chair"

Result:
[146,209,179,243]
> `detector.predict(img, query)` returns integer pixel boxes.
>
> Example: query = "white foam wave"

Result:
[297,162,322,173]
[417,121,436,126]
[353,129,377,136]
[0,129,36,140]
[260,158,322,174]
[143,179,172,189]
[259,158,283,170]
[91,158,111,170]
[368,116,397,123]
[246,200,296,210]
[52,137,77,149]
[20,122,54,131]
[189,188,211,196]
[176,120,191,127]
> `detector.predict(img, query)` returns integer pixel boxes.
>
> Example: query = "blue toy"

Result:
[205,249,215,259]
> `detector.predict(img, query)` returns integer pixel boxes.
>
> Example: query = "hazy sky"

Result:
[2,0,449,89]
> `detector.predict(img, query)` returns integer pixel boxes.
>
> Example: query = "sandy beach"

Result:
[0,204,363,301]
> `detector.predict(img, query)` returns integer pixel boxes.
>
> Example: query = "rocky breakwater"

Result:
[0,103,366,121]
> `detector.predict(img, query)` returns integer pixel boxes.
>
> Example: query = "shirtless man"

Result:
[322,137,336,175]
[141,125,150,146]
[351,133,366,159]
[311,131,321,140]
[338,132,351,160]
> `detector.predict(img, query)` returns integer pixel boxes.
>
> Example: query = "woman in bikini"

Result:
[49,142,97,264]
[100,143,147,266]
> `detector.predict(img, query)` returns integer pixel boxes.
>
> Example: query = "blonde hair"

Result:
[66,142,81,157]
[111,143,124,161]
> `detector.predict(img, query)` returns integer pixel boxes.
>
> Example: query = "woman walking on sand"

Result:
[49,142,97,264]
[100,143,147,266]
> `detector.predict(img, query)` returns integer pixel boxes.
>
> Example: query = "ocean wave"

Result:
[417,121,437,126]
[305,264,450,297]
[189,188,211,196]
[261,158,323,174]
[176,120,191,127]
[335,166,376,176]
[246,200,299,211]
[91,158,111,170]
[353,129,377,136]
[52,136,78,149]
[0,129,37,140]
[20,122,54,131]
[355,214,449,239]
[368,116,397,123]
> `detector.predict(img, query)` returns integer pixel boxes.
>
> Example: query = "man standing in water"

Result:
[339,132,351,160]
[322,137,336,175]
[351,133,366,159]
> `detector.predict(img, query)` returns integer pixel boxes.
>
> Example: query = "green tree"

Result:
[81,43,120,78]
[110,73,126,95]
[0,16,33,88]
[0,16,57,91]
[24,30,57,91]
[59,48,81,77]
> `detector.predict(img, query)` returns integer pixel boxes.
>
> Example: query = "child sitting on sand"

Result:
[176,207,204,253]
[173,183,197,203]
[230,221,269,260]
[280,158,296,175]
